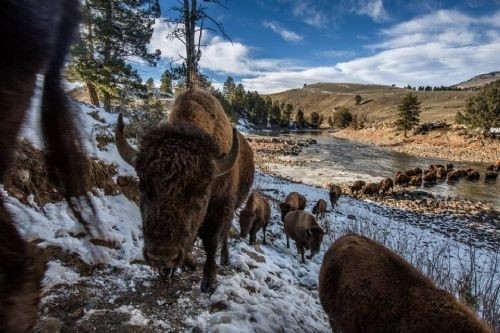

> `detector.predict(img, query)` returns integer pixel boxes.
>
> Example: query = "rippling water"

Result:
[255,130,499,209]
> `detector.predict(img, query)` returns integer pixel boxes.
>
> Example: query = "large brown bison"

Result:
[327,183,342,209]
[349,180,366,197]
[279,191,306,222]
[394,171,410,186]
[1,1,100,331]
[379,178,394,195]
[239,192,271,245]
[319,234,492,333]
[361,182,380,196]
[116,89,255,292]
[312,199,327,220]
[284,210,324,263]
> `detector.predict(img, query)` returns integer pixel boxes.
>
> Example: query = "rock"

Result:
[241,247,266,263]
[37,317,61,333]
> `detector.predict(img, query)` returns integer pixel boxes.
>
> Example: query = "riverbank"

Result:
[247,134,499,233]
[332,125,499,164]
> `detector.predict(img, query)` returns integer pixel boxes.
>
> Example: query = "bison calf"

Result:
[319,234,492,333]
[239,192,271,245]
[284,210,324,263]
[279,191,306,222]
[312,199,327,220]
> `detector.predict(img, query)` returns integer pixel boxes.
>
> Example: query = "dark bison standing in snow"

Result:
[284,210,324,263]
[327,183,342,209]
[319,234,492,333]
[279,191,306,222]
[116,89,255,292]
[1,1,100,331]
[239,192,271,245]
[312,199,327,220]
[349,180,366,197]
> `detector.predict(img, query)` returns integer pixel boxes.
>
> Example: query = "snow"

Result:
[6,94,498,332]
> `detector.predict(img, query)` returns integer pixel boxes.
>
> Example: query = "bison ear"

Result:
[213,127,240,177]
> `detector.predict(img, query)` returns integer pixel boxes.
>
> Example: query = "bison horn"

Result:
[213,127,240,177]
[115,113,138,166]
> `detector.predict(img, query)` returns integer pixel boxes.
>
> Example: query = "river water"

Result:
[255,131,499,210]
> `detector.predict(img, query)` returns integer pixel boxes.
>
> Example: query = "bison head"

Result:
[279,202,292,222]
[306,225,325,258]
[239,209,256,239]
[116,116,239,271]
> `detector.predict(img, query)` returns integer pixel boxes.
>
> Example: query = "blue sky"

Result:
[136,0,500,93]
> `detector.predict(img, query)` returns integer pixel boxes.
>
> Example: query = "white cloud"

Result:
[317,49,357,58]
[263,21,303,42]
[291,1,329,28]
[355,0,389,22]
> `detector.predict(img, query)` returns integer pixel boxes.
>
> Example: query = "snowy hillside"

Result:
[5,97,499,332]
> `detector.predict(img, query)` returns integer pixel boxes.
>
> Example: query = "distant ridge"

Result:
[452,71,500,90]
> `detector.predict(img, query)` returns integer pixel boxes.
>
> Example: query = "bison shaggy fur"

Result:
[279,191,306,222]
[319,234,492,333]
[361,182,380,196]
[349,180,366,197]
[120,89,255,293]
[284,210,324,263]
[379,178,394,195]
[327,183,342,209]
[312,199,327,220]
[239,192,271,245]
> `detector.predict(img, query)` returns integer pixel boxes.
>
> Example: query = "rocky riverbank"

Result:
[246,134,499,235]
[332,125,499,164]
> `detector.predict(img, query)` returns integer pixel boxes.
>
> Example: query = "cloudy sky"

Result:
[137,0,500,94]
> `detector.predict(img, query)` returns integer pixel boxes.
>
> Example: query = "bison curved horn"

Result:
[115,113,138,166]
[213,127,240,177]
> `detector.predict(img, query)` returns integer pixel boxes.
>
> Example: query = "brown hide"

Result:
[284,210,324,263]
[1,1,98,331]
[361,183,380,196]
[328,184,342,208]
[466,170,480,181]
[319,234,492,333]
[379,178,394,194]
[136,89,255,293]
[484,171,498,181]
[239,192,271,245]
[349,180,366,197]
[394,172,410,185]
[312,199,327,220]
[279,191,306,222]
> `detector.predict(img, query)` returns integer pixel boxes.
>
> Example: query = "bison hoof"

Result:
[183,254,197,271]
[201,276,216,293]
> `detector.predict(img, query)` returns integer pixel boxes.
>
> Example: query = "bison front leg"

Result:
[220,235,230,266]
[201,236,218,293]
[220,206,233,266]
[261,225,267,245]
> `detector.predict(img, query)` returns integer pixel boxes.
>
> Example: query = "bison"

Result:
[394,171,410,186]
[319,234,492,333]
[484,171,498,181]
[409,175,422,186]
[1,1,100,331]
[349,180,366,197]
[279,191,306,222]
[447,169,464,181]
[379,178,394,195]
[327,183,342,209]
[312,199,327,220]
[466,170,480,181]
[423,170,437,184]
[361,182,380,196]
[115,89,255,292]
[239,192,271,245]
[284,210,324,263]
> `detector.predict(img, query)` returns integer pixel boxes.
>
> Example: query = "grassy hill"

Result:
[452,71,500,90]
[268,82,476,125]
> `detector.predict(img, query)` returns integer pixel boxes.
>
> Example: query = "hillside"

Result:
[452,71,500,90]
[269,82,475,124]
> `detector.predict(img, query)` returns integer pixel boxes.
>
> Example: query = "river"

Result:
[254,131,499,210]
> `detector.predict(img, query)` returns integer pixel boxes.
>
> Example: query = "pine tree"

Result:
[309,111,321,128]
[160,70,173,95]
[69,0,161,111]
[355,95,362,105]
[456,80,500,131]
[269,101,281,126]
[280,103,293,128]
[396,93,421,137]
[223,76,236,99]
[295,108,306,128]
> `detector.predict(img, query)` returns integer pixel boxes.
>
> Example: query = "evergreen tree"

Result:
[332,107,353,129]
[456,80,500,131]
[146,78,155,93]
[223,76,236,99]
[396,93,421,137]
[160,70,173,95]
[69,0,161,111]
[295,108,306,128]
[269,101,281,126]
[280,103,294,128]
[355,95,362,105]
[309,111,321,128]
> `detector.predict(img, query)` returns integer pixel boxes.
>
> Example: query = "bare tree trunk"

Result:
[86,82,100,106]
[103,0,112,112]
[184,0,197,89]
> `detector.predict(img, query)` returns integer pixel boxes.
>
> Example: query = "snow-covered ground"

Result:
[6,99,499,332]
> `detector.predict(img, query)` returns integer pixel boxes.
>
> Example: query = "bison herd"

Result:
[0,2,494,331]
